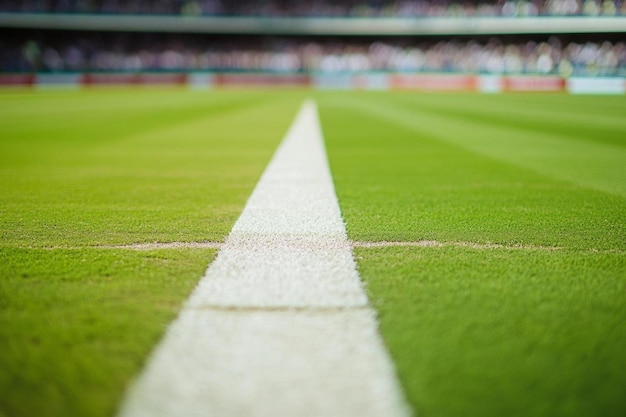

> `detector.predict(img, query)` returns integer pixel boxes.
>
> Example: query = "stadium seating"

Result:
[0,0,624,92]
[1,0,625,17]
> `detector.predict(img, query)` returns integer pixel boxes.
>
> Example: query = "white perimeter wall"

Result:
[566,77,626,94]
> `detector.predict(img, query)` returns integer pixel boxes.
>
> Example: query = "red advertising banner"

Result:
[0,74,35,86]
[83,73,139,85]
[502,76,565,92]
[390,74,477,91]
[83,73,187,85]
[137,73,187,85]
[215,73,311,87]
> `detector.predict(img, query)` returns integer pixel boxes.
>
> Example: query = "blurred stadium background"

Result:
[1,4,625,417]
[0,0,625,92]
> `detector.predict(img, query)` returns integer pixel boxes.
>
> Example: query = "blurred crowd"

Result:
[2,36,624,76]
[1,0,625,16]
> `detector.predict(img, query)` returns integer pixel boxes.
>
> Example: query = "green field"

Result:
[320,93,626,417]
[1,90,625,417]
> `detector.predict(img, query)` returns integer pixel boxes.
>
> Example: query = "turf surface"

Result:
[1,90,625,417]
[0,90,300,247]
[357,247,625,417]
[0,247,213,417]
[320,92,626,417]
[0,89,301,417]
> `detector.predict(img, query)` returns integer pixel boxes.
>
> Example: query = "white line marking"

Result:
[107,242,222,250]
[34,239,564,251]
[118,100,411,417]
[353,240,562,251]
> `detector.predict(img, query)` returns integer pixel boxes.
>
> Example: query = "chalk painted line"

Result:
[32,239,625,253]
[353,240,563,251]
[117,99,411,417]
[38,240,563,251]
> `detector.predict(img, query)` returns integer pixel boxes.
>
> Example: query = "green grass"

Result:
[0,247,213,417]
[357,247,625,417]
[0,90,301,247]
[320,92,626,417]
[0,89,303,417]
[319,93,626,248]
[1,90,625,417]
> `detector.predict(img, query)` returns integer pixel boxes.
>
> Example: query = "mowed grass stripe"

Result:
[391,93,626,149]
[484,93,626,119]
[0,91,271,163]
[319,92,626,417]
[319,95,625,250]
[331,93,626,198]
[0,91,303,248]
[0,90,304,417]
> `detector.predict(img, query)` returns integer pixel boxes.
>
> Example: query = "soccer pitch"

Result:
[1,89,625,417]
